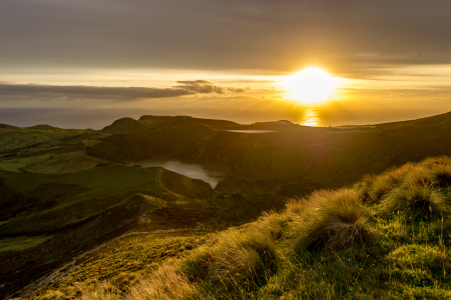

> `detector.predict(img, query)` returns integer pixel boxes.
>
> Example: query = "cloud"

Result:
[0,81,248,103]
[176,80,226,94]
[228,87,249,93]
[2,0,451,76]
[175,80,249,94]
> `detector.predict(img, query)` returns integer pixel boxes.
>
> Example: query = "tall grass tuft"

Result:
[79,281,121,300]
[207,231,278,292]
[293,188,374,252]
[402,166,434,187]
[127,229,278,299]
[366,164,416,204]
[379,181,446,220]
[178,248,213,282]
[285,198,308,215]
[430,164,451,188]
[126,263,199,300]
[421,156,451,169]
[253,210,291,240]
[353,174,376,203]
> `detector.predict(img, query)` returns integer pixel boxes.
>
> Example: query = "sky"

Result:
[1,0,451,128]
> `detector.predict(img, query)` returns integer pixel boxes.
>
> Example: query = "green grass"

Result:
[4,163,212,206]
[0,236,52,252]
[24,155,451,300]
[0,154,54,172]
[0,162,27,172]
[0,126,85,153]
[23,151,106,174]
[0,165,212,239]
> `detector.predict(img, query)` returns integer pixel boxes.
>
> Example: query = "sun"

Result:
[284,67,338,104]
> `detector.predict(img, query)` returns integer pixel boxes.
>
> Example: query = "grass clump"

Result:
[126,229,279,299]
[253,210,292,240]
[293,188,374,252]
[357,163,417,204]
[430,163,451,188]
[126,264,198,300]
[378,182,446,220]
[207,231,278,291]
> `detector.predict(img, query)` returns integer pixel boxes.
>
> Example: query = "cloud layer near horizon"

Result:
[1,0,451,77]
[0,81,247,103]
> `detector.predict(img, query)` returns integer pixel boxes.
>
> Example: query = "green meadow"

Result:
[0,236,53,252]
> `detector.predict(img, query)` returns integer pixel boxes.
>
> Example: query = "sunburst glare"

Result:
[285,67,339,104]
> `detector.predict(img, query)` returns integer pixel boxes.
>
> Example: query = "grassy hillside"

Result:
[87,113,451,199]
[3,113,451,299]
[0,124,85,154]
[0,163,284,299]
[0,164,216,299]
[21,155,451,299]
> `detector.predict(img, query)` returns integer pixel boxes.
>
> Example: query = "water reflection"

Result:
[128,160,229,188]
[300,109,321,127]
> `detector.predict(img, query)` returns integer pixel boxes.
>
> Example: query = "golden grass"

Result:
[207,231,278,291]
[41,281,120,300]
[126,264,197,300]
[293,188,374,252]
[80,282,121,300]
[430,164,451,188]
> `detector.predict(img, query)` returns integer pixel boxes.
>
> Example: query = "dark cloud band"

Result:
[0,81,248,102]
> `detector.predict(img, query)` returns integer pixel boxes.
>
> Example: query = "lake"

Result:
[226,130,275,133]
[128,159,229,188]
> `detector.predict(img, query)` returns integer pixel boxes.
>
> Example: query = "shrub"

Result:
[293,188,374,252]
